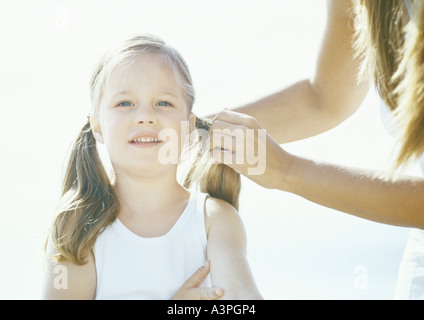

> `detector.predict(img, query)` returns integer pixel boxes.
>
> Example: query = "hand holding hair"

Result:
[208,109,292,190]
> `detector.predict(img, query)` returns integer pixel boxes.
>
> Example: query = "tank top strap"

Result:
[195,192,208,213]
[193,192,209,253]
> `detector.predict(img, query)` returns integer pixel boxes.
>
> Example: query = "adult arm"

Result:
[205,196,263,300]
[205,0,424,229]
[284,155,424,229]
[208,111,424,229]
[225,0,371,144]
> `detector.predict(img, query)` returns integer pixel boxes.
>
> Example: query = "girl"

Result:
[42,34,262,300]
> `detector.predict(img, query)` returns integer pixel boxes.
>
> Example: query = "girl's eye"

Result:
[117,101,133,107]
[157,101,172,107]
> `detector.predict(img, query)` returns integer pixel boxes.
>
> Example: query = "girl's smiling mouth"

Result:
[131,137,160,143]
[129,134,164,148]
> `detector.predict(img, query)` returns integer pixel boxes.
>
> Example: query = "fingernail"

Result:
[214,288,223,296]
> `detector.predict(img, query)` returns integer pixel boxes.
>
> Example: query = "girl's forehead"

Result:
[106,53,183,97]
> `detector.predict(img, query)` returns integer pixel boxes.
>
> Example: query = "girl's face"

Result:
[92,53,193,177]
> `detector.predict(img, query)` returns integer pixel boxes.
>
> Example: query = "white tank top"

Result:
[380,99,424,299]
[93,191,211,300]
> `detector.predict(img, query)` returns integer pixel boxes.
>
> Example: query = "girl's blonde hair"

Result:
[50,34,240,264]
[352,0,424,169]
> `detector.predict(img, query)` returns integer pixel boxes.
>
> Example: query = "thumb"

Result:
[184,261,211,289]
[172,261,225,300]
[197,287,224,300]
[187,262,224,300]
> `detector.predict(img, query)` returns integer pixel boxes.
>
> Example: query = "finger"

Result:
[210,148,238,167]
[210,119,248,133]
[183,261,210,289]
[198,287,224,300]
[209,122,263,154]
[209,134,248,165]
[207,107,231,122]
[212,109,259,128]
[209,132,236,153]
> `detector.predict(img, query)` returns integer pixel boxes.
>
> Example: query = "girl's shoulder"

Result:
[203,195,243,239]
[42,234,97,299]
[203,195,238,215]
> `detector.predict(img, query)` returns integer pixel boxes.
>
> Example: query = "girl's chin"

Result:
[113,161,179,176]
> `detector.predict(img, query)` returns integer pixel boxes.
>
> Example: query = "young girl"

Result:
[42,34,262,300]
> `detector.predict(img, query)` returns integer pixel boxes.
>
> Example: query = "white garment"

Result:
[93,191,211,300]
[379,100,424,300]
[394,229,424,299]
[404,0,415,19]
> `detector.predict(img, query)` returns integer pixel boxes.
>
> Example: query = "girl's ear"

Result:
[89,116,104,144]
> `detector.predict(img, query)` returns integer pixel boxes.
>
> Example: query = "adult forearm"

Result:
[283,154,424,229]
[232,79,345,144]
[207,110,423,228]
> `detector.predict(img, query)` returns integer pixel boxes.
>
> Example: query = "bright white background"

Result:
[0,0,421,299]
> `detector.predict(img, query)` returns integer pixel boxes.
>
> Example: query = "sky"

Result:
[0,0,421,299]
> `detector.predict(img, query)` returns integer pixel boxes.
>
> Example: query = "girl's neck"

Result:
[113,171,190,218]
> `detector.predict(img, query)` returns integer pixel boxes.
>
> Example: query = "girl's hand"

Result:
[171,261,224,300]
[207,109,293,190]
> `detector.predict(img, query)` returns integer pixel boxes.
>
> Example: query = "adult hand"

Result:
[208,109,293,190]
[171,261,224,300]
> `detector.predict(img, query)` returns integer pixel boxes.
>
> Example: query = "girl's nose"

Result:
[135,107,157,125]
[137,119,155,125]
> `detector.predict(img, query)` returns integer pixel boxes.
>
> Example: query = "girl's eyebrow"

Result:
[156,89,180,97]
[108,89,180,99]
[109,90,132,98]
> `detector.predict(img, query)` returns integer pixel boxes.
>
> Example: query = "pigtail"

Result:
[51,119,118,264]
[183,117,241,211]
[198,162,241,211]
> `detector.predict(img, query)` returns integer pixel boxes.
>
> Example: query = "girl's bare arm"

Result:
[42,239,97,300]
[205,196,263,300]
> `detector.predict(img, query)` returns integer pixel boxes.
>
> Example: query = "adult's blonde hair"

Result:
[50,34,240,264]
[352,0,424,169]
